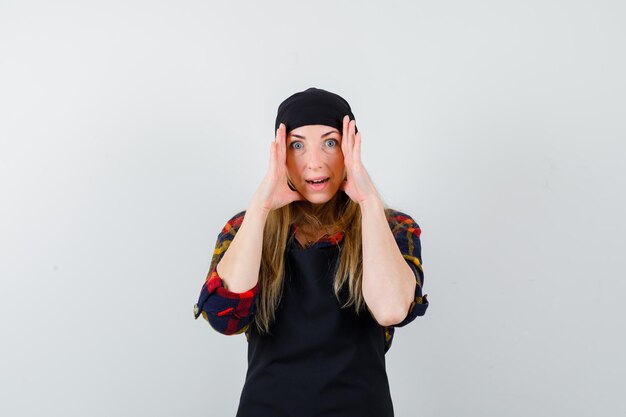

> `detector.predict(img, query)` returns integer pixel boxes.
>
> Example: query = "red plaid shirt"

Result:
[193,209,429,353]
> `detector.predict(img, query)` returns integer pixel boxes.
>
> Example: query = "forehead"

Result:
[288,124,340,137]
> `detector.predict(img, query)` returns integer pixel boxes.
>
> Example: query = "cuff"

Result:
[391,260,429,327]
[193,267,259,320]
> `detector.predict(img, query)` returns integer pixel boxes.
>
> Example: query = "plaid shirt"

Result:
[194,209,429,353]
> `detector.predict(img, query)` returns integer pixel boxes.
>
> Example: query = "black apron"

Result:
[236,240,394,417]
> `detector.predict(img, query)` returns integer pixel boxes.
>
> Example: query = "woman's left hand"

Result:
[340,115,381,205]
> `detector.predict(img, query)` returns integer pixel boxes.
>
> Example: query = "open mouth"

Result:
[305,177,330,184]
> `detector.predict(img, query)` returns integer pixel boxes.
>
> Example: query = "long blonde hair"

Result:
[254,190,388,335]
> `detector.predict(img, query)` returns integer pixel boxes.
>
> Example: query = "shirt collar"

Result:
[288,223,345,249]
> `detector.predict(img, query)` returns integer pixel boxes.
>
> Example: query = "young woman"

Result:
[194,87,429,417]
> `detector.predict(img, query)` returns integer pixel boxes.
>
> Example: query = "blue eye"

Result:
[291,142,303,150]
[325,139,338,147]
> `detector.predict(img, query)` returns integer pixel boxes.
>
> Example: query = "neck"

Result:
[292,191,343,228]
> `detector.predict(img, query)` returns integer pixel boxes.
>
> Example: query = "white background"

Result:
[1,1,625,416]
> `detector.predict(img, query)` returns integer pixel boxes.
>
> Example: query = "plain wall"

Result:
[1,0,624,416]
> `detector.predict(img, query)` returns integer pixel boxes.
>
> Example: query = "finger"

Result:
[350,119,356,146]
[354,131,362,162]
[269,140,278,169]
[279,123,288,164]
[271,125,280,169]
[276,123,282,154]
[348,118,356,159]
[341,115,347,150]
[342,115,351,159]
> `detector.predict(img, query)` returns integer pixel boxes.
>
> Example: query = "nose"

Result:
[306,146,324,170]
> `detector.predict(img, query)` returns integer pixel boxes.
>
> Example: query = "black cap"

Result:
[275,87,357,134]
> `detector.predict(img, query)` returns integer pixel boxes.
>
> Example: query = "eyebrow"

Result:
[289,131,339,140]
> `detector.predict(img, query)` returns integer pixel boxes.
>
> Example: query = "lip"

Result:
[305,176,330,182]
[305,177,330,191]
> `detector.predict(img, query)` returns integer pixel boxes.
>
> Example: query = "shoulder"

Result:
[385,208,425,279]
[384,208,421,233]
[218,210,247,238]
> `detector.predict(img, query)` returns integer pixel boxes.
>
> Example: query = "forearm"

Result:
[360,197,416,326]
[216,201,269,293]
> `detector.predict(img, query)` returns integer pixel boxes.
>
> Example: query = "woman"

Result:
[194,87,429,417]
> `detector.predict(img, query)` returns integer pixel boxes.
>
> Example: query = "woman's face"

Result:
[286,124,345,205]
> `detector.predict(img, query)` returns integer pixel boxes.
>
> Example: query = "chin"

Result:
[301,189,340,205]
[304,196,332,205]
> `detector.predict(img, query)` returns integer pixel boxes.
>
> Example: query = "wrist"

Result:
[359,193,384,212]
[247,199,272,218]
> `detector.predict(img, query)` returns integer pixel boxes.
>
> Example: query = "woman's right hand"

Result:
[251,123,305,213]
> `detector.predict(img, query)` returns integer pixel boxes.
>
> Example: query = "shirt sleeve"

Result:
[193,210,259,336]
[386,209,429,327]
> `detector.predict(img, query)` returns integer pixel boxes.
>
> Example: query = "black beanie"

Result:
[275,87,358,134]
